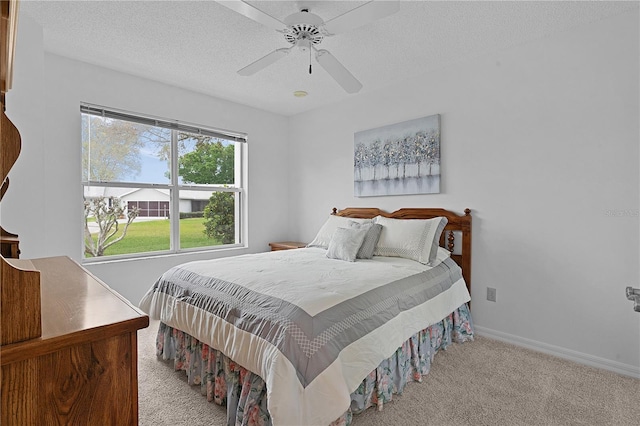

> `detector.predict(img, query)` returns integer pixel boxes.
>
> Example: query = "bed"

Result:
[139,207,474,425]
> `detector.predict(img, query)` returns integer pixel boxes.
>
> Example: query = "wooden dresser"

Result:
[0,256,149,425]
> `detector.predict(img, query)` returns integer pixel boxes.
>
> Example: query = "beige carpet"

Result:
[138,320,640,426]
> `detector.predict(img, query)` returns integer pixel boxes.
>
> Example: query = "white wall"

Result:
[288,13,640,374]
[4,15,290,305]
[4,11,639,376]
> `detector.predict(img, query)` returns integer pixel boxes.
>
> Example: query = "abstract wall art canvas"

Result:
[354,114,440,197]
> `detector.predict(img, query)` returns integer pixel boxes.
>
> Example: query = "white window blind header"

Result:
[80,103,247,143]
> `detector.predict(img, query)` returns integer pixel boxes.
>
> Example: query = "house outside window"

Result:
[127,200,170,218]
[81,103,246,260]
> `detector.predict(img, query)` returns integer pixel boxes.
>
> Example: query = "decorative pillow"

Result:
[348,221,383,259]
[373,215,448,265]
[307,215,372,249]
[326,227,369,262]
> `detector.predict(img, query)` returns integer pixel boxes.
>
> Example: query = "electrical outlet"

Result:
[487,287,497,302]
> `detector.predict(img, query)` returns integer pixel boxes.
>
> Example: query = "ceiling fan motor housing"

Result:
[283,9,325,51]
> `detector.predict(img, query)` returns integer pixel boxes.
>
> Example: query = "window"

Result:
[81,104,246,260]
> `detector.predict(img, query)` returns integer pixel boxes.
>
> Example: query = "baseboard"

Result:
[474,325,640,379]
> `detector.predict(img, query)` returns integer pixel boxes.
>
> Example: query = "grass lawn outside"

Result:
[86,218,221,257]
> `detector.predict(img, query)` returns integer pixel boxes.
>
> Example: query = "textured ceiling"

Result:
[20,0,638,116]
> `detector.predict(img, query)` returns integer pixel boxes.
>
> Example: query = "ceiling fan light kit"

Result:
[219,0,399,94]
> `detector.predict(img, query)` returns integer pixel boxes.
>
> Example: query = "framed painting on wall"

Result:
[354,114,440,197]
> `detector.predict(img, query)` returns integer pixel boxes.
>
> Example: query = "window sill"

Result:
[81,244,248,266]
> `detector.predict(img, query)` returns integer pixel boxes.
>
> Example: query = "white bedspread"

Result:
[139,248,470,426]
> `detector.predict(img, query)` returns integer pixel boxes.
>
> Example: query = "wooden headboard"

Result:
[332,207,472,296]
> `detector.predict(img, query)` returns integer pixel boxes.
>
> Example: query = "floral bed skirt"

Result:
[156,303,474,426]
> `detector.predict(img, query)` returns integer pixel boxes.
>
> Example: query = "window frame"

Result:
[81,103,247,263]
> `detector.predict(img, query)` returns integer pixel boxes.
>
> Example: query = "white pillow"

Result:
[373,215,448,265]
[434,247,451,265]
[307,215,372,249]
[326,227,368,262]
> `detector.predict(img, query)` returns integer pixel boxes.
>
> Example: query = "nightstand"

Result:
[269,241,307,251]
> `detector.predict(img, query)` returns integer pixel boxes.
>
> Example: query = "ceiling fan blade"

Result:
[238,48,291,76]
[216,0,286,32]
[314,49,363,94]
[323,1,399,35]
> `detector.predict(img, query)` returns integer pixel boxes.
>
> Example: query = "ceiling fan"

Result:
[217,1,399,93]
